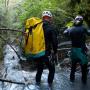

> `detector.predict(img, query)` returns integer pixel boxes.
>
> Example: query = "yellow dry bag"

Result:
[24,17,45,58]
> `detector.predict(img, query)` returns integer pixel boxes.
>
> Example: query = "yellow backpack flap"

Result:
[66,21,74,28]
[24,17,45,58]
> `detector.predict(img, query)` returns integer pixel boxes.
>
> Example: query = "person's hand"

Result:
[23,32,29,38]
[23,32,27,36]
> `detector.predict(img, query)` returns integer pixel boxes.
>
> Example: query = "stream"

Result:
[0,45,90,90]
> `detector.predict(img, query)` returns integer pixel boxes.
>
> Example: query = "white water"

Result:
[0,45,50,90]
[0,45,90,90]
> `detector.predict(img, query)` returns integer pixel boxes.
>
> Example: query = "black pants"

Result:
[35,56,55,84]
[70,59,88,83]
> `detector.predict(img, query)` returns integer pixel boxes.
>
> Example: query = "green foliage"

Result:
[16,0,58,27]
[0,0,90,29]
[0,0,90,60]
[0,0,90,32]
[13,0,73,31]
[68,0,90,26]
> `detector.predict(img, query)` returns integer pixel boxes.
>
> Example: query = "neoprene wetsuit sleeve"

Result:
[51,29,58,54]
[63,28,71,36]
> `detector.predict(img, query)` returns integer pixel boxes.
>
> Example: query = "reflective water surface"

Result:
[0,45,90,90]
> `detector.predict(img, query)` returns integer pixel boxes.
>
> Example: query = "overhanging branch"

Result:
[0,28,23,33]
[0,78,25,85]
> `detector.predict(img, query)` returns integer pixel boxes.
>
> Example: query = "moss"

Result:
[0,48,3,61]
[0,41,4,61]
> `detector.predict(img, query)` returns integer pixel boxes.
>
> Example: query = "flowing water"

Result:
[0,45,90,90]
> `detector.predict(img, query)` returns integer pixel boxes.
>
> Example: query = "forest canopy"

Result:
[0,0,90,60]
[0,0,90,30]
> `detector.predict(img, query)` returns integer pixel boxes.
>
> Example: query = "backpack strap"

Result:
[28,21,42,34]
[25,31,29,45]
[31,21,42,29]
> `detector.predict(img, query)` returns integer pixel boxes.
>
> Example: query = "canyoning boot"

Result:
[48,83,53,87]
[36,82,41,86]
[82,78,87,84]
